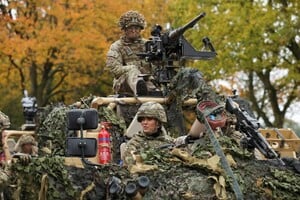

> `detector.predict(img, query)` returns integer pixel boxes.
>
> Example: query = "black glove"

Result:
[13,153,32,165]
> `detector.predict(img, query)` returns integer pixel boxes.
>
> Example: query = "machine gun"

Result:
[138,12,216,94]
[225,97,285,165]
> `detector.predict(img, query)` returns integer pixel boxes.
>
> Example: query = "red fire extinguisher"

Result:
[98,122,111,164]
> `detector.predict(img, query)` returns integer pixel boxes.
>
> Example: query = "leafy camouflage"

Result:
[3,98,300,200]
[8,157,81,200]
[36,105,70,156]
[168,67,224,103]
[118,10,146,30]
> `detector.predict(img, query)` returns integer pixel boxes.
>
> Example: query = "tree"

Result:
[0,0,112,106]
[0,0,170,128]
[168,0,299,128]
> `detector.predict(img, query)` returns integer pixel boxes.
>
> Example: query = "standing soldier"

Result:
[106,10,156,96]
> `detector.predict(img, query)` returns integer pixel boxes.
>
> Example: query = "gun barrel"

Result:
[168,12,206,40]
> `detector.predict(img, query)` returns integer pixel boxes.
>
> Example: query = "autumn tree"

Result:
[0,0,169,128]
[0,0,112,105]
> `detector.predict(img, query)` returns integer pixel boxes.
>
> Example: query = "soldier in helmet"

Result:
[122,102,174,167]
[14,135,38,156]
[106,10,156,96]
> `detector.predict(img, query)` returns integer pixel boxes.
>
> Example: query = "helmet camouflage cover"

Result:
[14,135,37,152]
[137,102,167,123]
[119,10,146,30]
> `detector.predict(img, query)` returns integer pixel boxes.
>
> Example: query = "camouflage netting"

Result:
[4,89,299,200]
[6,134,300,200]
[6,156,110,200]
[36,96,127,163]
[36,104,70,156]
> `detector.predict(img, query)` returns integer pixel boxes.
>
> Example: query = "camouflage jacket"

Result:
[0,167,9,190]
[123,129,174,167]
[0,111,10,131]
[106,36,152,93]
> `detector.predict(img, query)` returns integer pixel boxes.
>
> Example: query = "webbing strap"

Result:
[204,118,244,200]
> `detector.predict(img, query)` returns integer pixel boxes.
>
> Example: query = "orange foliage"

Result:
[0,0,170,107]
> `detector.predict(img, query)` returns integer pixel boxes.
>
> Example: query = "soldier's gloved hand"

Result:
[13,153,32,165]
[19,154,31,165]
[174,136,188,146]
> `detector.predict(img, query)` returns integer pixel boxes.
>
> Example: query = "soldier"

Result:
[14,135,38,157]
[0,111,10,191]
[0,111,11,133]
[122,102,174,167]
[106,10,156,96]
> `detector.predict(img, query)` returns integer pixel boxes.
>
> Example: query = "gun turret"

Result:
[137,12,217,89]
[138,12,216,63]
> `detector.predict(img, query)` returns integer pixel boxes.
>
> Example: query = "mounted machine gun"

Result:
[138,12,216,95]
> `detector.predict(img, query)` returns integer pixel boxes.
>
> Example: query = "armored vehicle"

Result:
[2,12,300,200]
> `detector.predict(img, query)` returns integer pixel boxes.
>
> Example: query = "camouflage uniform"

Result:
[123,102,174,166]
[0,111,10,154]
[0,111,10,190]
[106,10,154,95]
[0,111,10,131]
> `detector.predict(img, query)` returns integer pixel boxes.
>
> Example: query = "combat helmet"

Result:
[137,102,167,123]
[14,135,37,153]
[119,10,146,30]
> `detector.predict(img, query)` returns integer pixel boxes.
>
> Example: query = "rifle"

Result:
[138,12,216,94]
[225,97,285,165]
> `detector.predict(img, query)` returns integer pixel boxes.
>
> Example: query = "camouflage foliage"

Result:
[36,105,70,156]
[7,156,109,200]
[118,10,146,30]
[8,157,78,199]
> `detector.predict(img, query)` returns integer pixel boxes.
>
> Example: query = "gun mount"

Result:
[137,12,217,92]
